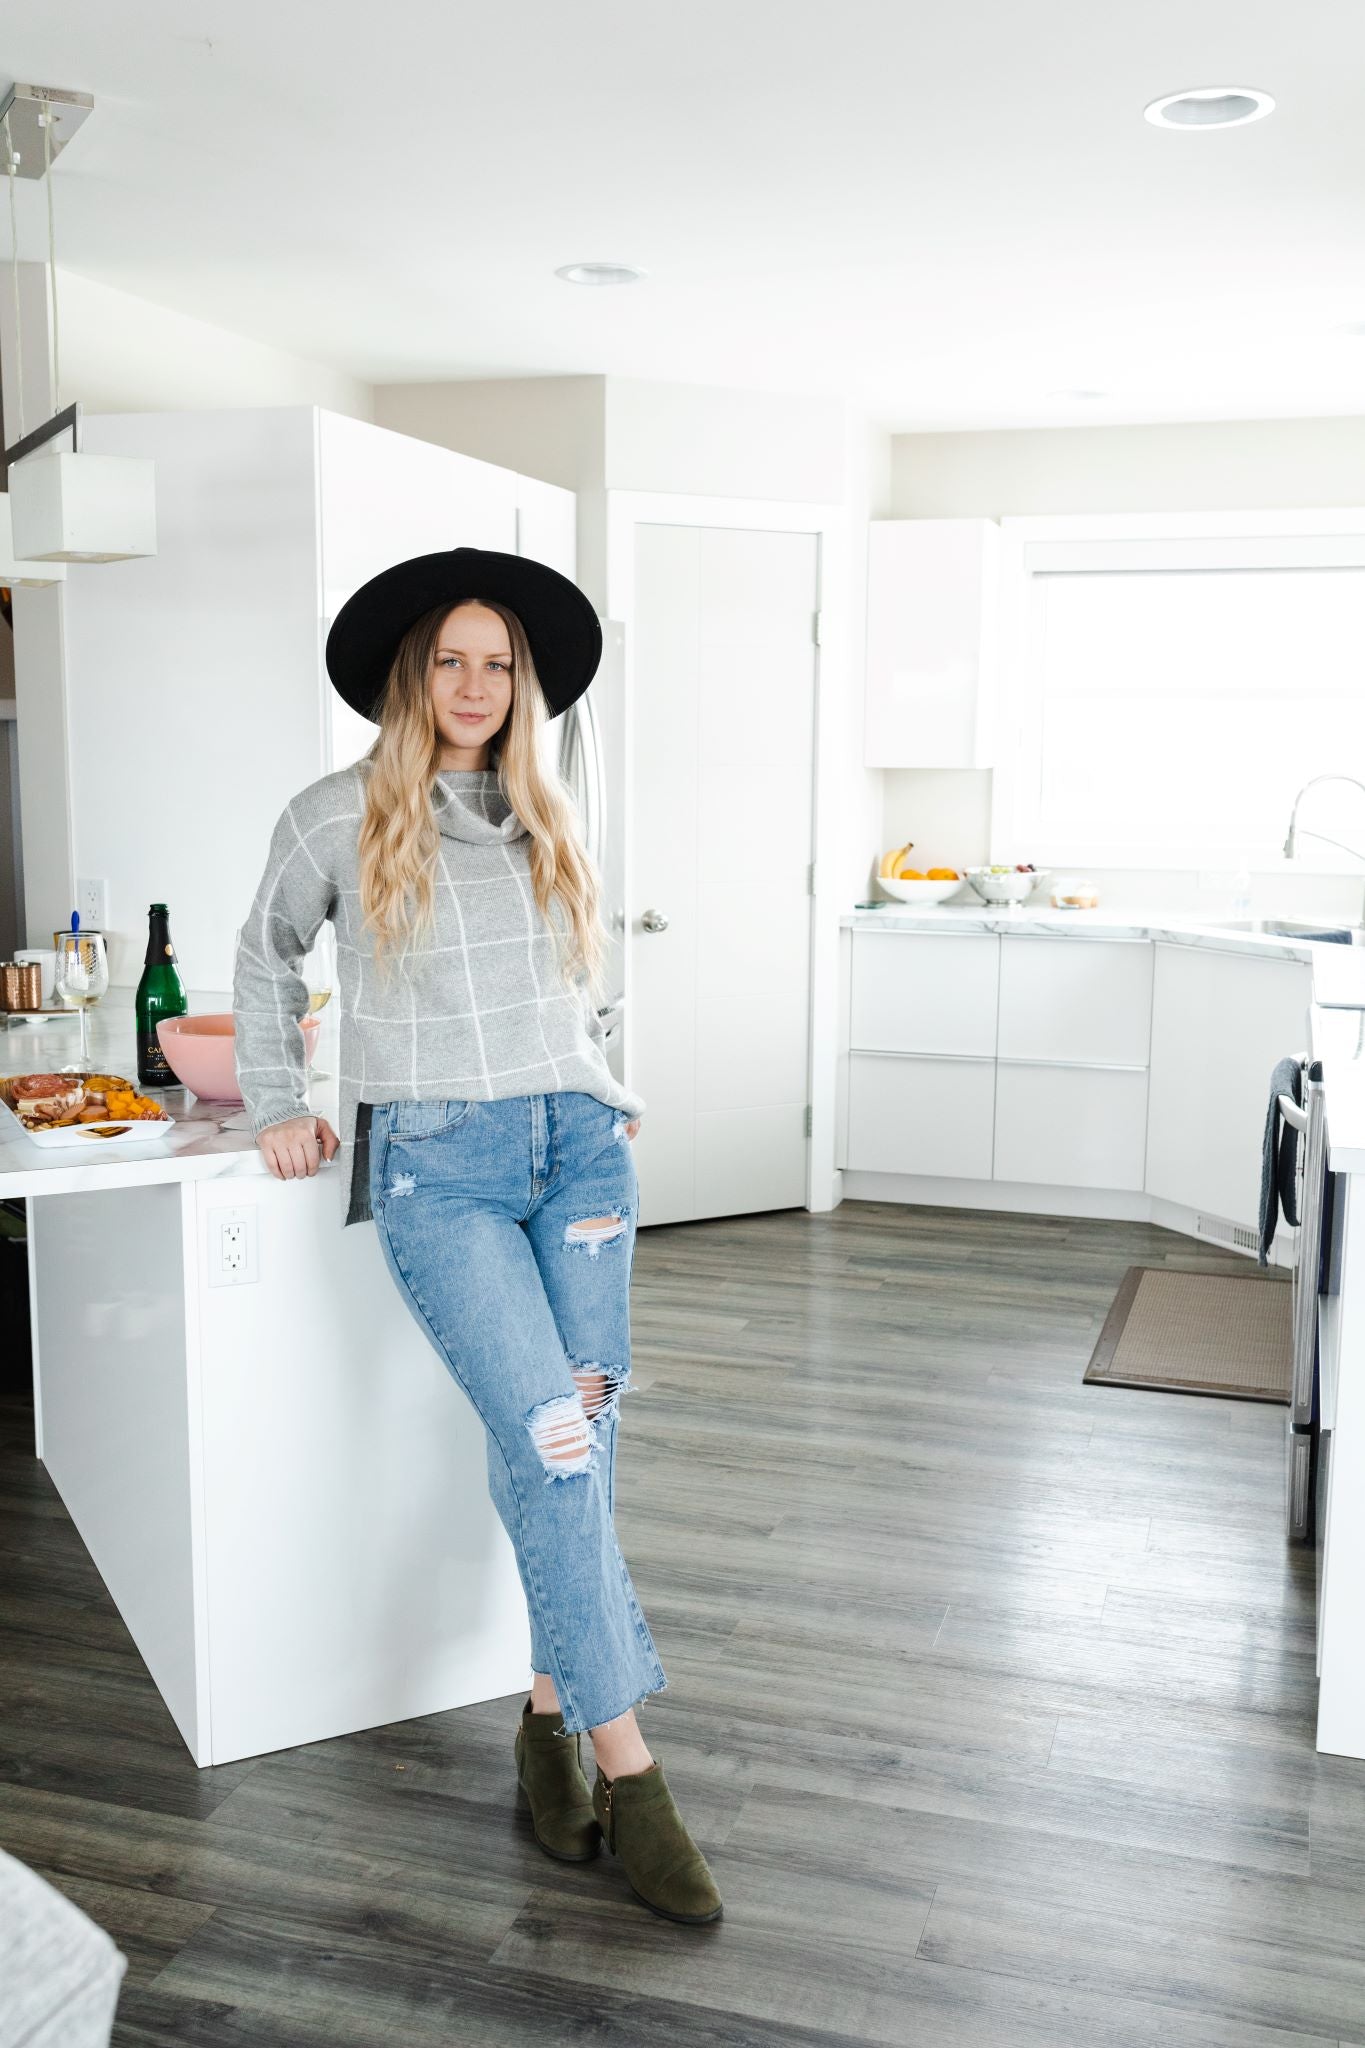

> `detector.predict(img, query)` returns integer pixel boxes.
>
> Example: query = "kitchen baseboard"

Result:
[837,1169,1294,1267]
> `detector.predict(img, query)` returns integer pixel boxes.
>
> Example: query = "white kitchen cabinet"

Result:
[864,518,1000,768]
[1146,943,1312,1229]
[850,930,999,1056]
[514,470,578,577]
[997,935,1153,1066]
[847,1051,995,1178]
[994,1062,1149,1190]
[65,408,571,991]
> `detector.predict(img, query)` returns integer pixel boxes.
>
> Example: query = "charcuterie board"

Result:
[0,1071,177,1148]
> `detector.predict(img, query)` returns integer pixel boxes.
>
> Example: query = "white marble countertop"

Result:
[0,1002,340,1202]
[842,900,1365,1172]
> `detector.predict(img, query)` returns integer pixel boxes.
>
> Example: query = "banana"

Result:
[878,838,914,879]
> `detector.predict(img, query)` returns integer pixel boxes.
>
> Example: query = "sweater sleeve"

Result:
[581,987,643,1124]
[233,800,336,1137]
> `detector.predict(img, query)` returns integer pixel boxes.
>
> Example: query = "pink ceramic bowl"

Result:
[156,1011,320,1103]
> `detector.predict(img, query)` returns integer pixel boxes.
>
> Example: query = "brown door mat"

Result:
[1084,1265,1292,1402]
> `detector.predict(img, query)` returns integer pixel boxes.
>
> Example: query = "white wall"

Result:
[837,416,892,910]
[54,268,374,421]
[882,415,1365,907]
[603,378,847,503]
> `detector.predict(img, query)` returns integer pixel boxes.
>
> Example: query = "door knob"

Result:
[640,907,670,933]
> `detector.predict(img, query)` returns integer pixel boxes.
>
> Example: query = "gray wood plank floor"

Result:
[3,1201,1362,2047]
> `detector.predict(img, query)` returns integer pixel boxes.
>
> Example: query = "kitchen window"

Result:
[992,512,1365,868]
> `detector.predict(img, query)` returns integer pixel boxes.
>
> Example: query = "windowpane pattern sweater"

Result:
[232,761,645,1226]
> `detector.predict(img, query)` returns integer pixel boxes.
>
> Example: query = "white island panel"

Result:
[195,1176,529,1765]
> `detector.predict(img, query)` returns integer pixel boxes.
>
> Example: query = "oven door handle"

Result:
[1278,1094,1308,1133]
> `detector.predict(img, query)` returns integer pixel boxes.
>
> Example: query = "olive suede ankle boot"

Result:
[592,1760,723,1923]
[514,1697,601,1863]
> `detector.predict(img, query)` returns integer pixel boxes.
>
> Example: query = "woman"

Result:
[232,546,722,1925]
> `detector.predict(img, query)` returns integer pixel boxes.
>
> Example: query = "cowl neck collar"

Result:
[431,767,528,844]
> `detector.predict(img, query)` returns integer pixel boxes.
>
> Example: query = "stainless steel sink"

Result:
[1216,917,1365,944]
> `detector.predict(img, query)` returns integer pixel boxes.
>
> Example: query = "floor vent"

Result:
[1194,1212,1259,1254]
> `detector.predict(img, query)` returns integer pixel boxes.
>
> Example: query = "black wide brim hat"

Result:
[325,546,603,723]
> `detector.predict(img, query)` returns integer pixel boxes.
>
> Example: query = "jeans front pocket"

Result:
[386,1098,476,1141]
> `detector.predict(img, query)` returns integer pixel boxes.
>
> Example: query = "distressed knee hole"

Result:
[571,1362,627,1424]
[387,1170,417,1198]
[564,1212,628,1257]
[526,1393,594,1478]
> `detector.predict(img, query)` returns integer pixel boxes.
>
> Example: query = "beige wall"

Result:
[49,267,374,421]
[375,372,849,505]
[890,417,1365,519]
[375,376,606,494]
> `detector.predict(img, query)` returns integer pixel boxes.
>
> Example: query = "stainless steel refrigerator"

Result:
[555,618,627,1080]
[1287,1061,1328,1541]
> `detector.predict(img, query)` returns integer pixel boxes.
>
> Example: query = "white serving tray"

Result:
[0,1090,177,1149]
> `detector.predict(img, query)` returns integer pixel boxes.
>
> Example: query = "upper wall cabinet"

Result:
[864,518,1000,769]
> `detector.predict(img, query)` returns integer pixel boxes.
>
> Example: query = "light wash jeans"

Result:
[368,1088,668,1737]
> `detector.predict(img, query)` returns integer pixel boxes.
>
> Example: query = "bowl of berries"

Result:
[964,864,1049,907]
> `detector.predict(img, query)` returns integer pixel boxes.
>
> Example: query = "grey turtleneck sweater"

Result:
[232,759,645,1226]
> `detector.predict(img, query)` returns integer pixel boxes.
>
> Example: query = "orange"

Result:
[895,866,927,880]
[927,867,959,880]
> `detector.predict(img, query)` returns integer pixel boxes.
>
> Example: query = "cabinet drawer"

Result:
[847,1051,995,1178]
[998,936,1153,1067]
[994,1062,1149,1190]
[850,931,999,1057]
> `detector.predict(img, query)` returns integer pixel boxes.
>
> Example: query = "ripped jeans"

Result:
[368,1089,667,1737]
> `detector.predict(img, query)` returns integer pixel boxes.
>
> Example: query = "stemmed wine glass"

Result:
[53,930,109,1071]
[301,921,336,1081]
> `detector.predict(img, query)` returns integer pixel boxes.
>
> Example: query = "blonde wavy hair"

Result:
[355,598,607,1004]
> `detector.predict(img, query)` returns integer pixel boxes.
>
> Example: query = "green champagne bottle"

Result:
[135,902,189,1088]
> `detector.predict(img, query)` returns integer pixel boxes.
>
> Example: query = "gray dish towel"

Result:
[1258,1055,1303,1266]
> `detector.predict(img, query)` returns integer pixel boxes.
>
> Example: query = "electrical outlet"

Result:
[207,1205,258,1288]
[75,876,108,930]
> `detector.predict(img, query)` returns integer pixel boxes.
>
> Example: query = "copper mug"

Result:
[0,960,43,1011]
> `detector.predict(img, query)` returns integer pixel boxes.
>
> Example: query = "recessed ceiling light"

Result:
[1144,86,1275,129]
[554,262,645,287]
[1046,388,1108,400]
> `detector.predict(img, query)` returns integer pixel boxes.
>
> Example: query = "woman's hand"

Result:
[257,1114,340,1180]
[623,1117,641,1140]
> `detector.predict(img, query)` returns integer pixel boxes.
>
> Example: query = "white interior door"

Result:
[630,523,819,1224]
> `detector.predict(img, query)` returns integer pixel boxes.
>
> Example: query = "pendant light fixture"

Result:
[0,103,63,585]
[1,83,157,566]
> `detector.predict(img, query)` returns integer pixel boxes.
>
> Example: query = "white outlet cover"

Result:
[76,877,108,929]
[207,1204,259,1288]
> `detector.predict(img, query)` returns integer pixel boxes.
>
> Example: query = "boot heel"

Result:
[513,1704,601,1862]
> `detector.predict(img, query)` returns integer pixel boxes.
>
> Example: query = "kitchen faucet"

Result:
[1283,774,1365,926]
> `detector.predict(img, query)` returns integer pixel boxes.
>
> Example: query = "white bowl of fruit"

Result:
[876,842,967,905]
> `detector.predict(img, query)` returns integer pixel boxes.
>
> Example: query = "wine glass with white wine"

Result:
[301,920,336,1079]
[53,930,109,1071]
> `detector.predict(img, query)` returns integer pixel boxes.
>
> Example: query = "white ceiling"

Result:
[3,0,1363,431]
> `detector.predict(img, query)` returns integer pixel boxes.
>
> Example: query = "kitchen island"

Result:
[837,902,1365,1761]
[3,1003,530,1768]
